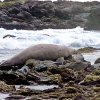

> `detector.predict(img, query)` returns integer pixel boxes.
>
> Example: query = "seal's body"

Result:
[0,44,73,70]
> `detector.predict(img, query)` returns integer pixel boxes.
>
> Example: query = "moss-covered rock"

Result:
[76,47,95,53]
[0,1,17,8]
[93,86,100,92]
[25,59,40,68]
[93,69,100,75]
[65,86,77,93]
[0,81,15,92]
[92,94,100,100]
[80,74,100,85]
[48,74,62,84]
[85,7,100,30]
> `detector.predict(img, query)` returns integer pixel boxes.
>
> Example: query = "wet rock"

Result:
[27,72,42,83]
[85,7,100,30]
[65,86,77,93]
[72,54,85,62]
[12,85,42,96]
[0,12,11,22]
[48,66,75,82]
[95,57,100,64]
[25,59,40,67]
[29,1,56,18]
[0,81,15,92]
[76,47,95,53]
[47,74,61,84]
[74,95,86,100]
[93,63,100,69]
[93,69,100,75]
[59,68,75,82]
[65,61,91,71]
[75,71,87,83]
[0,69,29,85]
[17,11,33,21]
[33,64,48,72]
[92,94,100,100]
[56,57,65,65]
[3,34,16,39]
[34,74,61,85]
[92,86,100,92]
[0,22,34,30]
[80,74,100,85]
[55,8,70,20]
[1,1,100,30]
[32,60,57,72]
[6,95,26,100]
[8,6,20,14]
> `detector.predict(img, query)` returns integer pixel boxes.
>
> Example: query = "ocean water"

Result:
[0,27,100,61]
[0,27,100,49]
[0,27,100,63]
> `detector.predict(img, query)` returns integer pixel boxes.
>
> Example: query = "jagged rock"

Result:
[85,7,100,30]
[6,95,26,100]
[25,59,40,67]
[33,64,48,72]
[8,6,20,14]
[17,11,33,21]
[95,57,100,64]
[65,86,77,93]
[3,34,16,38]
[65,61,91,71]
[0,81,15,92]
[93,63,100,69]
[80,69,100,85]
[92,86,100,92]
[80,75,100,85]
[56,57,65,65]
[74,95,86,100]
[72,54,85,62]
[1,1,100,30]
[0,69,29,85]
[48,66,75,82]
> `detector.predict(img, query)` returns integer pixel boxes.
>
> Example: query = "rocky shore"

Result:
[0,47,100,100]
[0,0,100,30]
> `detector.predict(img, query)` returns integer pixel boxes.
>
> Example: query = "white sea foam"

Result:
[15,85,58,91]
[0,93,9,100]
[83,50,100,65]
[0,27,100,50]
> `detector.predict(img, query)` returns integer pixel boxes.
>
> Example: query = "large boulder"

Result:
[95,57,100,64]
[65,61,91,71]
[85,7,100,30]
[0,81,15,92]
[80,69,100,85]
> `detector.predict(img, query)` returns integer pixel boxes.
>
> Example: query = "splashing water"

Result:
[0,27,100,50]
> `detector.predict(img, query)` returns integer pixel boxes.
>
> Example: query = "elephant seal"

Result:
[0,44,73,70]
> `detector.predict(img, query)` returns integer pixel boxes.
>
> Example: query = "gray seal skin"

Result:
[0,44,73,70]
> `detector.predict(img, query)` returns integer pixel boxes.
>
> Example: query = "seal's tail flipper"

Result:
[0,60,12,70]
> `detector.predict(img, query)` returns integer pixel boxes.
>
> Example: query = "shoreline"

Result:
[0,46,100,99]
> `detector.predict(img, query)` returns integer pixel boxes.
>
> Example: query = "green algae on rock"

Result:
[75,47,96,53]
[0,81,15,92]
[0,1,17,8]
[80,71,100,85]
